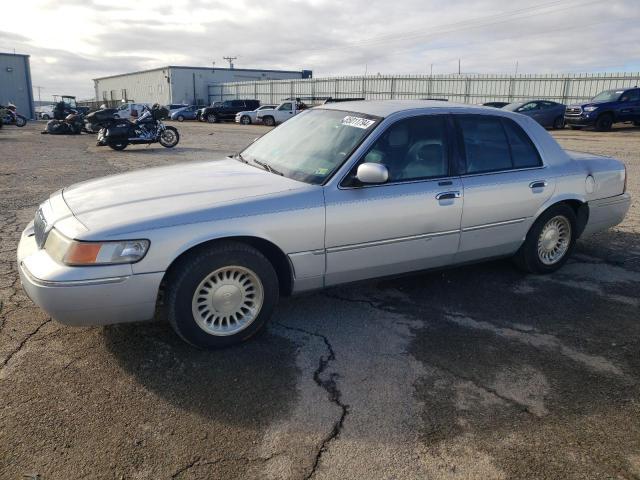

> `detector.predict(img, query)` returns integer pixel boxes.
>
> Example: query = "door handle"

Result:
[529,180,547,189]
[436,191,461,200]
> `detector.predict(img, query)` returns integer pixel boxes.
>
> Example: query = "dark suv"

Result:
[564,87,640,131]
[200,100,260,123]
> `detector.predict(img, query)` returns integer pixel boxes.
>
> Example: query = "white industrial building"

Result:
[93,66,312,106]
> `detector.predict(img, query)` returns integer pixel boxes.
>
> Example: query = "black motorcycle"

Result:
[96,110,179,151]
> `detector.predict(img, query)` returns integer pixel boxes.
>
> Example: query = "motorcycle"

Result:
[1,104,27,127]
[96,110,179,151]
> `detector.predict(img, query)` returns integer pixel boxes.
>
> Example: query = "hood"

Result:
[570,100,614,109]
[62,158,311,237]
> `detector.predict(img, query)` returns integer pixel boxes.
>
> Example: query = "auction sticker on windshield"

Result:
[342,116,376,129]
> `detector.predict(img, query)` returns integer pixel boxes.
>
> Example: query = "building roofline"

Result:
[0,52,30,58]
[93,65,307,81]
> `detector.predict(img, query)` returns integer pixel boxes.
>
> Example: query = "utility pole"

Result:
[430,64,433,76]
[458,59,461,75]
[223,56,237,69]
[515,60,519,75]
[212,61,215,72]
[34,85,43,103]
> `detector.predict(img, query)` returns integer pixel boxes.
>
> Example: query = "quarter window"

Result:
[503,119,542,168]
[359,115,449,182]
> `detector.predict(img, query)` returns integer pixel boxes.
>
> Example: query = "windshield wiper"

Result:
[252,158,284,176]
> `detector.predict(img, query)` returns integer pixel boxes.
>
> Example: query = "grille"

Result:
[565,106,582,116]
[34,209,48,249]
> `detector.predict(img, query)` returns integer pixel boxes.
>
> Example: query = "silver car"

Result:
[17,101,630,348]
[235,105,277,125]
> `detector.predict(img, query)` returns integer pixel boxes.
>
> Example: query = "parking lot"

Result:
[1,120,639,480]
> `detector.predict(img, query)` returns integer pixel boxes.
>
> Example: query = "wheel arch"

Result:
[533,197,589,238]
[161,235,294,297]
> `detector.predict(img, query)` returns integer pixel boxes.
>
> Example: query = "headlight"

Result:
[45,228,149,265]
[583,106,598,112]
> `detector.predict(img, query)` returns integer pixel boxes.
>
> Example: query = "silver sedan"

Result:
[18,101,630,348]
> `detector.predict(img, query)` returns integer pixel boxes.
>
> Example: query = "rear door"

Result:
[454,114,555,262]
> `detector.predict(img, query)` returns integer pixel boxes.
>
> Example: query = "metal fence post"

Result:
[562,77,571,105]
[390,77,396,99]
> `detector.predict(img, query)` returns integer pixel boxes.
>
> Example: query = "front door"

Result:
[453,114,555,263]
[324,114,463,286]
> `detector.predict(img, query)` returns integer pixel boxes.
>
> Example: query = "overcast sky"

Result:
[2,0,639,101]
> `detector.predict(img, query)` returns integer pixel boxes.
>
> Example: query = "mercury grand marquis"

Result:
[18,100,631,348]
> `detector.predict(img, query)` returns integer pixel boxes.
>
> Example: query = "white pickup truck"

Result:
[256,101,308,126]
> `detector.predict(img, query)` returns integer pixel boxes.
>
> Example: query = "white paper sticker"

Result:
[341,116,375,129]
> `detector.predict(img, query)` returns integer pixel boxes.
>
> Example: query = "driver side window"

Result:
[360,115,449,183]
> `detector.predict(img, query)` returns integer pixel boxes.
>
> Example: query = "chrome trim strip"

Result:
[20,262,129,287]
[326,229,460,253]
[462,218,526,232]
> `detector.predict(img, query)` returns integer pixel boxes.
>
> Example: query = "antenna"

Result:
[223,56,237,69]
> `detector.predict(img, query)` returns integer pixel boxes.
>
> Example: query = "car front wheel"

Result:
[207,114,217,123]
[514,204,576,274]
[166,242,279,348]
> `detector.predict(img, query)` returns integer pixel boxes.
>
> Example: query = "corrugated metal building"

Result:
[0,52,35,119]
[93,66,312,106]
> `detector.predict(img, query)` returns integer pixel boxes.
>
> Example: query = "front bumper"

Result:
[564,115,596,127]
[17,228,163,326]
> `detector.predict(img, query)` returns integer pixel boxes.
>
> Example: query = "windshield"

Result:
[240,109,381,184]
[591,90,623,102]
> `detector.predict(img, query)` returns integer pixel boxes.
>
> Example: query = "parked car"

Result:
[482,102,509,108]
[564,87,640,131]
[113,102,150,119]
[166,104,189,117]
[256,100,309,126]
[235,105,277,125]
[200,100,260,123]
[36,105,55,120]
[171,105,202,122]
[17,100,630,348]
[503,100,566,129]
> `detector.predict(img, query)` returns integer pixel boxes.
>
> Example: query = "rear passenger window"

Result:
[457,116,511,174]
[503,119,542,168]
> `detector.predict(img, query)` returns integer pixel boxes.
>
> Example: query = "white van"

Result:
[113,103,150,119]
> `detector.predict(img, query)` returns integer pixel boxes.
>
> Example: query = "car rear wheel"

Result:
[42,114,50,120]
[240,115,251,125]
[514,204,576,274]
[595,113,613,131]
[166,241,279,348]
[552,116,565,129]
[176,115,184,122]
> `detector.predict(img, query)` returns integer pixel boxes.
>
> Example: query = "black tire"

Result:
[108,141,128,151]
[633,121,640,127]
[159,126,180,148]
[207,114,217,123]
[113,114,120,119]
[514,204,577,274]
[552,116,565,130]
[595,113,613,132]
[240,115,251,125]
[176,115,184,122]
[262,116,275,127]
[15,115,27,127]
[41,114,50,120]
[166,241,279,348]
[568,125,583,130]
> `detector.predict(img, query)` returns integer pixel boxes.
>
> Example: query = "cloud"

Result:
[2,0,639,101]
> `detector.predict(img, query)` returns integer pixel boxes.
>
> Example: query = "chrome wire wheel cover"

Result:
[191,266,264,336]
[537,215,571,265]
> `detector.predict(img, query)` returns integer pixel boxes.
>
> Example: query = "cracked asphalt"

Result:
[1,121,639,480]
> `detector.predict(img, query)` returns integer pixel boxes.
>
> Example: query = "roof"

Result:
[94,65,305,81]
[318,99,498,118]
[0,52,30,58]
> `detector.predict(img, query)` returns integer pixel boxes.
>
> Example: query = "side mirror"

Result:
[356,163,389,184]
